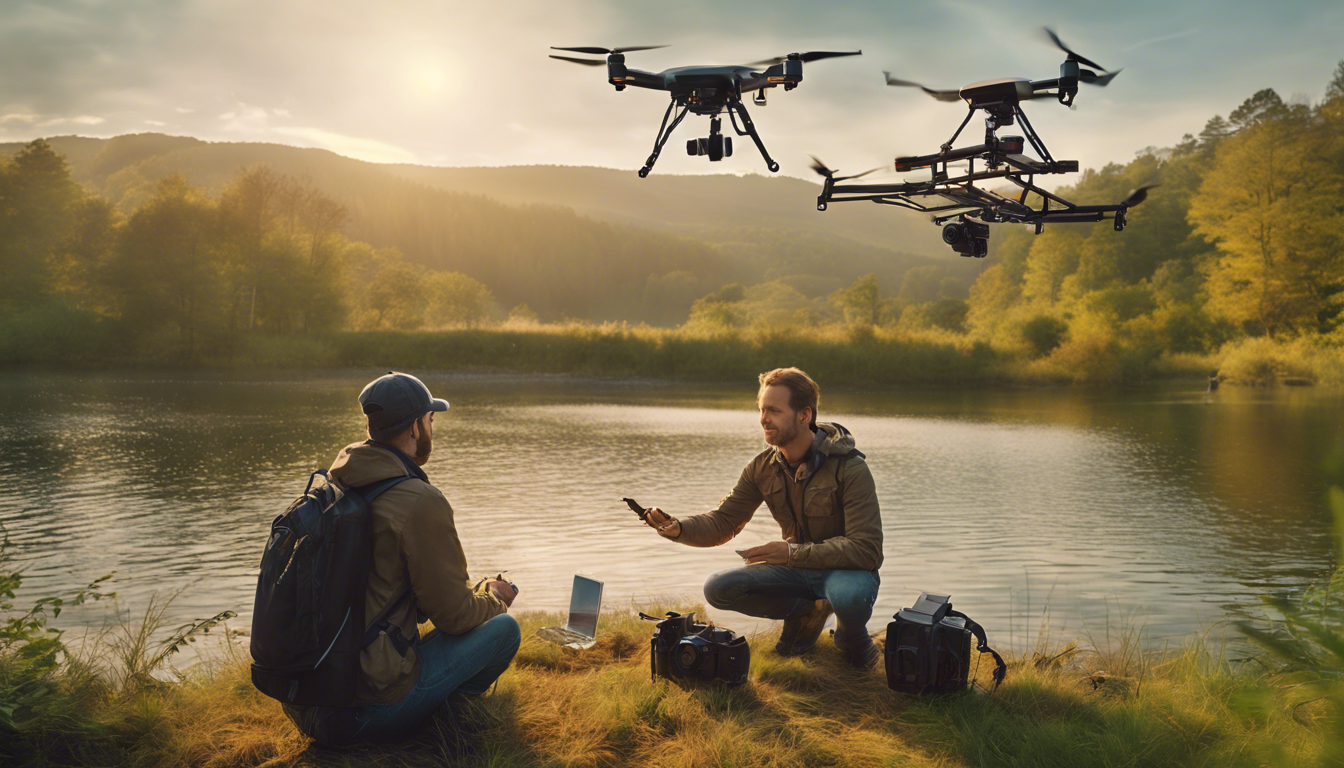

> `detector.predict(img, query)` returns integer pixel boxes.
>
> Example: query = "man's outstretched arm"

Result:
[643,465,763,547]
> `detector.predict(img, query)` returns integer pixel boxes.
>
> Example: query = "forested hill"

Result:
[0,133,965,324]
[380,163,946,255]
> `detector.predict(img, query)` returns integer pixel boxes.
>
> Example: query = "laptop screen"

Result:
[566,575,603,638]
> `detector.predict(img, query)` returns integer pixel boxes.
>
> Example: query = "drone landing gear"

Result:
[727,101,779,173]
[638,98,780,176]
[640,99,691,177]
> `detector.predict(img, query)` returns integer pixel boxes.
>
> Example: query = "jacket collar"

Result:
[367,440,429,482]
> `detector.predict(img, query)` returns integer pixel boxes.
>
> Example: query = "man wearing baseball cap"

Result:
[281,372,520,746]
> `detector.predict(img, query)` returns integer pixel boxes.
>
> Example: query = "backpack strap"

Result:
[350,475,417,655]
[946,609,1007,691]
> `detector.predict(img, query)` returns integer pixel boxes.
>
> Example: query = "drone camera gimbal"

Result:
[943,217,989,258]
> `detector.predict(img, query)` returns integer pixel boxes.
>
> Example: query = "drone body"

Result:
[551,46,860,177]
[815,29,1149,257]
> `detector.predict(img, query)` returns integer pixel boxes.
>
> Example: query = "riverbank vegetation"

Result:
[3,555,1342,766]
[2,64,1343,387]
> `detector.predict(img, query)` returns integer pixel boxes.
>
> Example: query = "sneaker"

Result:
[775,599,833,656]
[836,631,881,669]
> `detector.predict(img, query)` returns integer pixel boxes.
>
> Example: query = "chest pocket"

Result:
[802,483,840,543]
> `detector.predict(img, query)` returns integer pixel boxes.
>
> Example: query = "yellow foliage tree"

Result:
[1189,91,1343,337]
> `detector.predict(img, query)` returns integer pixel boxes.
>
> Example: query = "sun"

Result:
[403,55,455,103]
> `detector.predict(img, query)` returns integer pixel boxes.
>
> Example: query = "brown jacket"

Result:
[328,441,506,705]
[675,423,883,571]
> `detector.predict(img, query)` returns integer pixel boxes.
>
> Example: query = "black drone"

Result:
[814,29,1155,257]
[551,45,861,177]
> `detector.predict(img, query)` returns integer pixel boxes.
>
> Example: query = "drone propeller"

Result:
[1041,28,1109,71]
[549,55,607,67]
[883,73,961,102]
[551,45,668,55]
[748,50,862,67]
[1121,183,1160,207]
[1079,68,1122,87]
[809,156,882,181]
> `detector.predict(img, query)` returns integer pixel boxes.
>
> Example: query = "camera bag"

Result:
[885,592,1006,695]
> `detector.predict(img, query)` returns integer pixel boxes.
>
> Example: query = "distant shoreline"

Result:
[0,324,1242,388]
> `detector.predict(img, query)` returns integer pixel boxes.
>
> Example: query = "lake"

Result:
[1,370,1339,656]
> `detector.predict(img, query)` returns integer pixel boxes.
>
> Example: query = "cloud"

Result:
[0,112,39,124]
[218,102,273,133]
[145,119,166,126]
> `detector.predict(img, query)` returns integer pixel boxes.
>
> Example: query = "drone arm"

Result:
[618,68,665,90]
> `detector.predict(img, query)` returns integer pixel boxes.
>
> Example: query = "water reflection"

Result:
[0,371,1337,654]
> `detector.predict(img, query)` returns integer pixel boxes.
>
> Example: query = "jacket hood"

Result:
[772,421,861,481]
[328,440,423,488]
[814,422,858,457]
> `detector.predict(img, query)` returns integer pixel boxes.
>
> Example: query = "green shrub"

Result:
[1020,315,1070,357]
[0,537,113,731]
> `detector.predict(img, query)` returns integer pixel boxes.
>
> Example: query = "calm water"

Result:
[1,371,1340,654]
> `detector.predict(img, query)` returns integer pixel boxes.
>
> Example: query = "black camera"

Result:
[640,611,749,685]
[942,218,989,258]
[686,135,733,161]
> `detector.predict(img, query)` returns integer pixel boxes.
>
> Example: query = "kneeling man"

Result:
[642,367,883,667]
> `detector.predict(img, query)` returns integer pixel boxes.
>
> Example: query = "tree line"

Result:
[0,146,496,358]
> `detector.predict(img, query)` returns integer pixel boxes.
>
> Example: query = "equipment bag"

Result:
[885,592,1006,695]
[250,469,412,706]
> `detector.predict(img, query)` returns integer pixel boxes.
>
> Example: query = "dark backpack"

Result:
[250,468,412,706]
[885,592,1006,695]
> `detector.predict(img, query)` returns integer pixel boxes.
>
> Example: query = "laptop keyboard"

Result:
[536,626,593,645]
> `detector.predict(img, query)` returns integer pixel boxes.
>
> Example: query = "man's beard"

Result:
[765,421,798,446]
[413,430,432,464]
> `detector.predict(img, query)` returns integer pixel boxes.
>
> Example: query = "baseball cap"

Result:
[359,371,449,441]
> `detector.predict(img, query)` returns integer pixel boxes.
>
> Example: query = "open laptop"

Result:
[535,575,604,649]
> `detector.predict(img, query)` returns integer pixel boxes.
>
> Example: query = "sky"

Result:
[1,0,1341,182]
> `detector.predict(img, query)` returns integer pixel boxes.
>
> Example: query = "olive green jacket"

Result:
[674,423,883,571]
[328,441,506,705]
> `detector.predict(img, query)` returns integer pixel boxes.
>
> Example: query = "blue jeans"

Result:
[703,565,880,640]
[283,613,521,747]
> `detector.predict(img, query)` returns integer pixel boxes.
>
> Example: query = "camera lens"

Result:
[675,636,706,670]
[942,223,966,245]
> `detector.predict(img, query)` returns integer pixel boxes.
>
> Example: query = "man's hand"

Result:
[642,507,681,540]
[486,579,517,607]
[736,541,790,565]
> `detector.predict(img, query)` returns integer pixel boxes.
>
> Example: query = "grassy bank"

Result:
[13,318,1343,389]
[3,599,1339,768]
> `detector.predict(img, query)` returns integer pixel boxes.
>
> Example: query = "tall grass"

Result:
[11,311,1344,389]
[3,595,1338,768]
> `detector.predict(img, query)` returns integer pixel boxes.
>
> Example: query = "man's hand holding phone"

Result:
[642,507,681,539]
[626,497,680,539]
